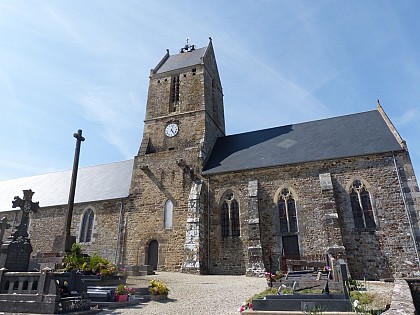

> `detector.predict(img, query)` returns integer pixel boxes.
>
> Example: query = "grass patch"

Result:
[247,287,278,302]
[350,290,374,305]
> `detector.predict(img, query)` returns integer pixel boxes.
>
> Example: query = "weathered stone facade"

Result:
[125,40,224,272]
[205,151,420,279]
[2,39,419,280]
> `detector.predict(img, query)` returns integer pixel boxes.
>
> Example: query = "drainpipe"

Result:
[393,153,420,270]
[115,199,124,265]
[207,176,211,273]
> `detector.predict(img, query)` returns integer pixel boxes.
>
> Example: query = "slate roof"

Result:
[155,46,207,74]
[203,110,404,175]
[0,159,133,212]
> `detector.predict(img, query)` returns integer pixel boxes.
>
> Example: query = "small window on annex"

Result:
[278,188,298,233]
[350,180,376,229]
[220,191,240,238]
[80,208,95,243]
[164,199,173,229]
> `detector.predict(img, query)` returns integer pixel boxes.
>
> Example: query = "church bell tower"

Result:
[137,37,225,162]
[127,38,224,273]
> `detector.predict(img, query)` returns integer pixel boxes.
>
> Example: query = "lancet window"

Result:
[170,75,180,112]
[350,180,376,229]
[164,199,174,229]
[80,208,95,243]
[278,188,298,233]
[220,191,240,238]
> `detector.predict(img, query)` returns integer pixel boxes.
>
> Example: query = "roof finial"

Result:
[180,37,195,53]
[377,98,382,109]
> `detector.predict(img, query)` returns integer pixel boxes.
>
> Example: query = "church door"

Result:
[148,240,159,270]
[282,235,300,260]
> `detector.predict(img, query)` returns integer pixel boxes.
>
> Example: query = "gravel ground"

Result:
[97,274,395,315]
[99,272,267,315]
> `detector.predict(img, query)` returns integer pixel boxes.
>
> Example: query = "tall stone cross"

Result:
[0,217,11,244]
[63,129,85,251]
[11,189,39,239]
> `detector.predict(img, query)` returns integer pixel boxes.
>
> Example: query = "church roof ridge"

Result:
[203,109,404,175]
[223,109,379,139]
[0,159,134,183]
[154,45,207,74]
[0,159,134,212]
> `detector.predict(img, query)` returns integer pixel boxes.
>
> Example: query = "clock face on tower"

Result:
[165,123,179,137]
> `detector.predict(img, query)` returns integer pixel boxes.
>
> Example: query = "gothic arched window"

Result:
[350,180,376,229]
[80,208,95,243]
[278,188,298,233]
[221,202,229,238]
[164,199,173,229]
[231,200,240,237]
[220,191,241,238]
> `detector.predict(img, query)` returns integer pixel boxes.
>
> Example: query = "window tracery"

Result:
[79,208,95,243]
[277,188,298,233]
[350,180,376,229]
[220,191,240,238]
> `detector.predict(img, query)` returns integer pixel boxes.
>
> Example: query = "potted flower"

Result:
[115,284,135,302]
[148,279,169,301]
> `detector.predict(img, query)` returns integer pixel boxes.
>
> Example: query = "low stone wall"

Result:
[383,279,415,315]
[0,269,90,314]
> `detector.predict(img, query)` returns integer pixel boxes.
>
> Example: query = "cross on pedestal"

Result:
[12,189,39,239]
[64,129,85,251]
[0,217,11,244]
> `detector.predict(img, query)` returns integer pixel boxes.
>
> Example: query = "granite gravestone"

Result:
[0,217,11,245]
[0,190,39,271]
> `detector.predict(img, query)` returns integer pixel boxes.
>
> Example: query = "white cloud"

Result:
[76,86,142,158]
[395,108,419,126]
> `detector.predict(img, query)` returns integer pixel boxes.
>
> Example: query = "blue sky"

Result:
[0,1,419,181]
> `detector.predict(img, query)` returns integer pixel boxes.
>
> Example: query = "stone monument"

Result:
[0,190,39,271]
[0,191,91,313]
[0,217,11,245]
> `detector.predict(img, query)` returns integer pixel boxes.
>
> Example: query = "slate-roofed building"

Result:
[1,38,419,279]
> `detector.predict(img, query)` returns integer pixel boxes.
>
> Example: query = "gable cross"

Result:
[12,189,39,239]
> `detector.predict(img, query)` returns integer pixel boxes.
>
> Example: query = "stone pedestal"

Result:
[52,234,76,253]
[0,238,33,272]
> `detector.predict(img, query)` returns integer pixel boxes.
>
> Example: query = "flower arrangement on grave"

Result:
[115,284,136,296]
[239,301,252,313]
[114,284,135,302]
[148,279,169,295]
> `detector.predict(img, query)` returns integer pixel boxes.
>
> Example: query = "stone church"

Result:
[1,38,420,280]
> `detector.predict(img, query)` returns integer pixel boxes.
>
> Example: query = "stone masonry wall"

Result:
[127,43,225,273]
[206,151,420,279]
[28,199,124,263]
[127,149,200,271]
